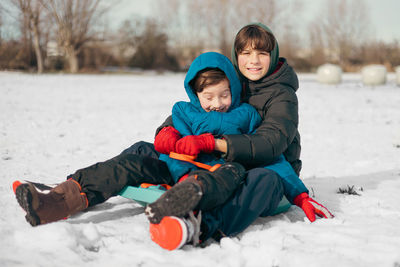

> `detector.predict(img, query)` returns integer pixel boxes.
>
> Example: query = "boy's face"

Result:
[237,45,271,81]
[197,79,231,113]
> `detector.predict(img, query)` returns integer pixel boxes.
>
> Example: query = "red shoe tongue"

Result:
[12,180,22,194]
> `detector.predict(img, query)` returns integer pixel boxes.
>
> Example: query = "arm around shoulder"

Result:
[155,115,173,137]
[222,87,300,168]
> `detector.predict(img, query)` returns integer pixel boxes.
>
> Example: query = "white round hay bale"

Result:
[316,64,342,84]
[361,65,387,86]
[395,66,400,86]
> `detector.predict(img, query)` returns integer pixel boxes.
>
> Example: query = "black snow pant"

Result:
[116,142,284,241]
[68,142,173,206]
[67,141,243,209]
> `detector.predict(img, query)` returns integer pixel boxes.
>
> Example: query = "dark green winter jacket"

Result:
[224,58,301,174]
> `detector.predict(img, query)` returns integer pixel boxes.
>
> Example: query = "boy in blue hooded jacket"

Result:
[159,52,260,184]
[146,52,262,225]
[161,52,263,178]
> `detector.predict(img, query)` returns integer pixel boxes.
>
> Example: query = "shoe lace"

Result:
[188,210,202,246]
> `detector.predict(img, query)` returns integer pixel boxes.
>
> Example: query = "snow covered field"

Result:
[1,71,399,267]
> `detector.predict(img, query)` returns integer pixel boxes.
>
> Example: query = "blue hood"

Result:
[184,52,242,111]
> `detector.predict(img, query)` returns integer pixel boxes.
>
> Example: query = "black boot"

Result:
[145,177,202,224]
[145,162,246,224]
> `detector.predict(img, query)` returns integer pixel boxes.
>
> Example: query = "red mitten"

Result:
[154,126,181,154]
[293,193,334,222]
[175,133,215,156]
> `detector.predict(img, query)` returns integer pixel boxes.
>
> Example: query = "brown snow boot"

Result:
[14,179,88,226]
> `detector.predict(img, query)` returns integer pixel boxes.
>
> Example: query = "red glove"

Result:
[154,126,181,154]
[293,193,334,222]
[175,133,215,156]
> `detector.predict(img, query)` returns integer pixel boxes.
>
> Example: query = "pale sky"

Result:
[302,0,400,42]
[110,0,400,43]
[364,0,400,42]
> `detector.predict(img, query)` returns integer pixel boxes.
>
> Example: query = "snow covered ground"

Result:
[1,71,399,267]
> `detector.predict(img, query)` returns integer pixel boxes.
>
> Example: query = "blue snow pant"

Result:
[201,168,284,240]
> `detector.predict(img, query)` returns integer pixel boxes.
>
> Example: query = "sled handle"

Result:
[169,152,221,172]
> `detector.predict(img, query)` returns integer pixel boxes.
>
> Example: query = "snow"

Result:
[1,71,400,267]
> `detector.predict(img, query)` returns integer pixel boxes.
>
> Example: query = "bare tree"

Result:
[191,0,236,56]
[152,0,290,66]
[18,0,44,73]
[128,19,179,71]
[273,0,304,64]
[311,0,371,67]
[233,0,282,30]
[182,0,284,57]
[29,1,44,72]
[115,18,143,66]
[154,0,237,57]
[5,0,44,72]
[0,8,3,43]
[308,20,326,68]
[152,0,207,65]
[39,0,110,73]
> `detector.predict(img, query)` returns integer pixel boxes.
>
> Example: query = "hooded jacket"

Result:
[160,52,261,182]
[225,23,302,175]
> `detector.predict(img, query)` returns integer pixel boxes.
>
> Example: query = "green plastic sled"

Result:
[119,185,167,207]
[119,185,292,215]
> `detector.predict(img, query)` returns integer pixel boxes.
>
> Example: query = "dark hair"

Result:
[234,24,276,56]
[190,68,228,93]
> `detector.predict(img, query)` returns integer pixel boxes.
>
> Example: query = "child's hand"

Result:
[154,126,181,154]
[175,133,215,156]
[293,192,334,222]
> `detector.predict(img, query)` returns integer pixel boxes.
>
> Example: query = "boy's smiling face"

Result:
[238,45,271,81]
[197,78,231,113]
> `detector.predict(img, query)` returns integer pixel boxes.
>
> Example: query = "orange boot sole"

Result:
[149,216,188,250]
